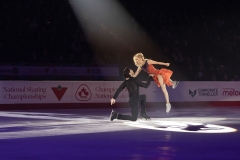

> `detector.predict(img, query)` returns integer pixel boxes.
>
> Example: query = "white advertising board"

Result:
[1,81,240,104]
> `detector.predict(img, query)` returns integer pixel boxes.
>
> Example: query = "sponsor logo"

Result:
[51,85,68,101]
[75,84,92,101]
[94,86,128,99]
[0,67,18,74]
[0,69,12,74]
[189,88,218,97]
[12,67,18,74]
[222,88,240,96]
[3,86,47,101]
[198,88,218,96]
[86,68,101,74]
[189,89,196,97]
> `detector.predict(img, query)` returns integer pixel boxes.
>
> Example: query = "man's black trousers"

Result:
[117,94,147,121]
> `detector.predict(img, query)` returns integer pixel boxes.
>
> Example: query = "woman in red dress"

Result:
[133,53,179,113]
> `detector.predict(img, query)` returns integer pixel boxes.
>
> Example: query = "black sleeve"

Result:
[133,76,152,88]
[112,81,125,99]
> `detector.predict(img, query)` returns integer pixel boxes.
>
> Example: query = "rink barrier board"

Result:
[0,81,240,109]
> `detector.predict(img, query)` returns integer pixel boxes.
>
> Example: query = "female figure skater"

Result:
[133,53,179,113]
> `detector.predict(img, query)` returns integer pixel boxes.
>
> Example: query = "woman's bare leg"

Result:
[157,75,170,103]
[157,75,171,113]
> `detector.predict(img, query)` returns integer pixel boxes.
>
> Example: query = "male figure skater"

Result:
[110,67,152,121]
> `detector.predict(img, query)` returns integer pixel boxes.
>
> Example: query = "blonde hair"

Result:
[133,52,145,67]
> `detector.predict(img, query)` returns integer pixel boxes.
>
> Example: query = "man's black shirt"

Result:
[113,76,152,99]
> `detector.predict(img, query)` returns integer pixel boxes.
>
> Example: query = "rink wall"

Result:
[0,81,240,110]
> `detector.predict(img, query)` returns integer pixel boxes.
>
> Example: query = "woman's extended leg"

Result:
[170,79,179,89]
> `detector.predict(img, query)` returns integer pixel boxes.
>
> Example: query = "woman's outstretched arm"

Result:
[147,59,170,67]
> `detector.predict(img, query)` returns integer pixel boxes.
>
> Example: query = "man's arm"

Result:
[112,81,125,99]
[133,76,152,88]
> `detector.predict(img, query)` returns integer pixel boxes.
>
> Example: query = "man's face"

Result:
[129,69,134,77]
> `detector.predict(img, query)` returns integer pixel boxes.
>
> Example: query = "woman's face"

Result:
[134,56,143,66]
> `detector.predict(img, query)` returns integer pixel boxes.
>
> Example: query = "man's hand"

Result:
[165,63,170,67]
[110,98,116,105]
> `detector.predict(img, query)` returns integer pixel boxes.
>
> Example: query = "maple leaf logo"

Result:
[78,88,89,97]
[75,84,92,101]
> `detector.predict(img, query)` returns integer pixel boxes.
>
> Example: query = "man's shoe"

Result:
[166,103,171,113]
[110,110,118,121]
[140,113,151,120]
[172,81,179,89]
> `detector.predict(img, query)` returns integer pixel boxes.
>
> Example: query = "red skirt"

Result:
[152,68,173,87]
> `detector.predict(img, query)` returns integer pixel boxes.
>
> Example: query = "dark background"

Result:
[1,0,240,81]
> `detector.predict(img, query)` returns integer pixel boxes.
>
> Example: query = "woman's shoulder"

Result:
[145,59,153,63]
[146,59,156,65]
[140,60,148,69]
[144,59,151,65]
[142,59,147,63]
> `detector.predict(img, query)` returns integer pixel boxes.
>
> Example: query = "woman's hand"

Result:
[165,63,170,67]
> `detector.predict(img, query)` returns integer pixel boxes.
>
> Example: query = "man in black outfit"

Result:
[110,67,152,121]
